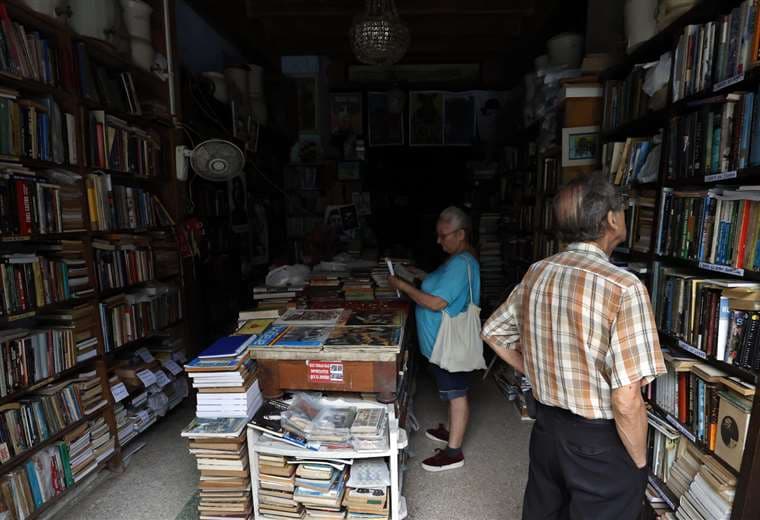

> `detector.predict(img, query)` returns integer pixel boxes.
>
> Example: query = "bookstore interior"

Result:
[5,0,760,519]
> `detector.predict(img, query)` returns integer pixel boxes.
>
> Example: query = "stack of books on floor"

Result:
[293,461,348,518]
[186,335,262,419]
[668,443,737,520]
[89,414,116,465]
[257,455,302,519]
[75,369,108,415]
[64,422,98,483]
[344,459,390,520]
[181,417,252,520]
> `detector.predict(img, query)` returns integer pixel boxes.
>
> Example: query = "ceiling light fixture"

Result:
[350,0,410,66]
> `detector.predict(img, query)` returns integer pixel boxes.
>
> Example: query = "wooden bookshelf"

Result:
[0,0,188,515]
[596,1,760,518]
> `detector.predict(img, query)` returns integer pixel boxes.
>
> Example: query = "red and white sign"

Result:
[308,360,344,384]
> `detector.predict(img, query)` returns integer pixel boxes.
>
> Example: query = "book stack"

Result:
[41,169,86,231]
[98,283,182,352]
[655,188,760,270]
[651,270,760,363]
[307,277,343,303]
[0,94,74,163]
[39,302,101,363]
[0,327,77,395]
[253,286,302,314]
[87,111,159,176]
[186,335,262,419]
[181,417,252,520]
[86,173,170,231]
[675,452,737,520]
[113,400,136,447]
[90,66,143,116]
[0,6,61,85]
[620,190,657,253]
[342,278,374,302]
[0,379,83,464]
[257,454,303,519]
[344,459,390,520]
[0,442,74,518]
[672,2,760,102]
[75,370,108,415]
[293,462,348,518]
[88,414,116,465]
[666,92,758,179]
[479,212,506,311]
[64,422,97,483]
[0,163,67,235]
[93,236,155,292]
[603,134,663,186]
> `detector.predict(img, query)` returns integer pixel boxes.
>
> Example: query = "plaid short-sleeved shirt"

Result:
[482,242,665,420]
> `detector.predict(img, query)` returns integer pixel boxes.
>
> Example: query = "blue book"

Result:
[712,127,722,173]
[251,325,288,347]
[697,379,705,442]
[739,92,754,168]
[198,335,255,359]
[25,461,43,508]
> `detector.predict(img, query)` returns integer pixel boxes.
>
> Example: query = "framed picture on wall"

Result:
[337,161,362,181]
[409,91,444,146]
[443,92,475,145]
[330,92,363,136]
[562,126,600,167]
[368,92,404,146]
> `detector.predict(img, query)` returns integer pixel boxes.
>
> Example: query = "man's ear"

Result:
[606,210,620,232]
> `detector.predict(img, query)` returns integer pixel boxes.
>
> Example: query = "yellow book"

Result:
[86,178,98,228]
[235,319,274,336]
[31,259,44,307]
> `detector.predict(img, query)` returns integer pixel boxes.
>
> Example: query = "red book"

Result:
[14,266,26,311]
[15,180,31,235]
[735,200,752,269]
[96,122,105,168]
[678,373,688,423]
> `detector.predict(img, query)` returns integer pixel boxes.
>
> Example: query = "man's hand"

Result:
[387,275,403,292]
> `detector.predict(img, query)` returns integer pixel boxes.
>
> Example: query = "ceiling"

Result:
[185,0,586,74]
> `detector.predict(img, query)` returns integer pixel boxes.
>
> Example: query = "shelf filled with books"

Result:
[595,2,760,517]
[0,0,185,514]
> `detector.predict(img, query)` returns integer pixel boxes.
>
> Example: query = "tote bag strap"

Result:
[466,260,473,305]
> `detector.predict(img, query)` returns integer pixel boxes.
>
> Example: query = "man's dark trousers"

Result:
[522,401,648,520]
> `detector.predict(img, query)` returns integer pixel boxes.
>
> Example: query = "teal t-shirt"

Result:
[415,252,480,359]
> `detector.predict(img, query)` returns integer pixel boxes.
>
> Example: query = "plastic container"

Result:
[121,0,153,40]
[248,64,264,97]
[69,0,118,41]
[625,0,657,51]
[130,36,154,71]
[202,72,228,103]
[21,0,60,17]
[547,33,584,69]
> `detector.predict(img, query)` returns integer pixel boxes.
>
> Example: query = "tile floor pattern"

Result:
[51,370,533,520]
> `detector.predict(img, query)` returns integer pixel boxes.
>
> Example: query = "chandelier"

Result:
[350,0,410,66]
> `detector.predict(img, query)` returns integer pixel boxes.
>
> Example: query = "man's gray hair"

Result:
[553,174,626,242]
[439,206,472,239]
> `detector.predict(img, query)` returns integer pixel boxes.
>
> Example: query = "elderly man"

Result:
[482,175,665,520]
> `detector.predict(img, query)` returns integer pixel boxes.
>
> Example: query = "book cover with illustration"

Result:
[324,326,402,348]
[275,309,343,326]
[273,326,332,347]
[250,325,288,347]
[344,310,403,327]
[234,318,274,336]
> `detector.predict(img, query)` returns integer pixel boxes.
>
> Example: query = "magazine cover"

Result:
[275,309,344,326]
[344,310,403,327]
[274,326,332,347]
[180,417,248,438]
[250,325,288,347]
[324,326,402,348]
[234,318,275,336]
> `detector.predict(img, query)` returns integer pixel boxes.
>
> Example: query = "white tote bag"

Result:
[428,264,487,372]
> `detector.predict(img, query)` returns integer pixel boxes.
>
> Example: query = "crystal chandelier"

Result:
[350,0,410,66]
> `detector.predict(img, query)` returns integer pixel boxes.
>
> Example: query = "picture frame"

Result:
[562,126,600,167]
[294,76,319,132]
[409,91,444,146]
[329,92,363,136]
[368,92,405,146]
[337,161,363,181]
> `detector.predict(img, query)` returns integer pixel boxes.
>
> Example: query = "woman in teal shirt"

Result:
[389,206,480,472]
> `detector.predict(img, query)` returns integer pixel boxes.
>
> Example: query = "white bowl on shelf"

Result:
[547,33,584,69]
[21,0,61,17]
[130,36,155,71]
[201,72,228,103]
[121,0,153,40]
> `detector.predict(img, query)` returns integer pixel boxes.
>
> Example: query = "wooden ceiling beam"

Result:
[244,0,534,17]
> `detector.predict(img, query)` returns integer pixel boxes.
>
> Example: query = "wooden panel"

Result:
[563,98,603,128]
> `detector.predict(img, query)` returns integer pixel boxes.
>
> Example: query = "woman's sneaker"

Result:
[425,424,449,444]
[421,449,464,472]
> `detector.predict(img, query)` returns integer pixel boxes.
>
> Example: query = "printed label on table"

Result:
[677,339,707,360]
[704,170,738,182]
[713,73,745,92]
[308,360,344,383]
[154,370,171,388]
[136,369,157,388]
[162,359,183,375]
[111,382,129,403]
[698,262,744,277]
[135,347,154,363]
